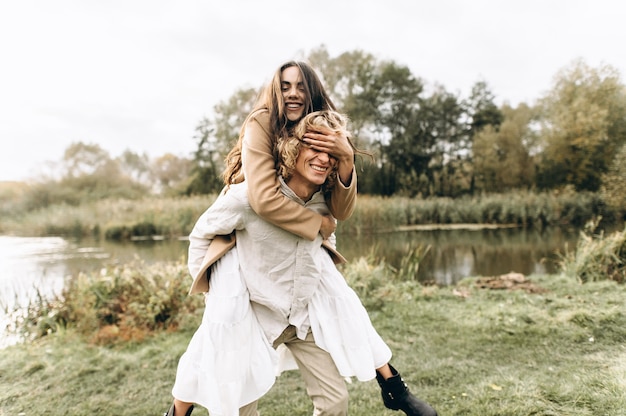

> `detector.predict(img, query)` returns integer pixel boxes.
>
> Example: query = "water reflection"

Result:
[336,227,580,285]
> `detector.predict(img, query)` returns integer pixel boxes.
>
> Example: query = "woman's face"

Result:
[281,66,306,122]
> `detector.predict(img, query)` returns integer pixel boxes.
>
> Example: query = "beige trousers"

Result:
[239,325,349,416]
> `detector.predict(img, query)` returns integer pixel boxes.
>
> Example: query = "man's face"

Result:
[292,143,336,187]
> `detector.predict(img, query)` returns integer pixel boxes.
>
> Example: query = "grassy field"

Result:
[1,273,625,416]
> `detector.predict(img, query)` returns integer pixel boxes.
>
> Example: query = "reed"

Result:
[0,195,217,238]
[339,190,604,234]
[0,190,609,238]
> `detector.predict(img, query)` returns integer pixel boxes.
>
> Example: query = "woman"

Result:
[166,111,437,416]
[223,61,358,240]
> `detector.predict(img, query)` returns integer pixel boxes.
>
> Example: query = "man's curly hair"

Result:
[276,110,350,195]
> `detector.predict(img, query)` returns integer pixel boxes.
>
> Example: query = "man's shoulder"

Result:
[222,182,250,204]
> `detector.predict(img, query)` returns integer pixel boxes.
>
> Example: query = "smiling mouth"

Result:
[310,164,327,172]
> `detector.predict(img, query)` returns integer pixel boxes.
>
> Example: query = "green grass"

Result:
[2,274,625,415]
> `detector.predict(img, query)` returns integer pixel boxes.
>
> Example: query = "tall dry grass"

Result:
[0,190,609,239]
[0,195,217,238]
[559,219,626,283]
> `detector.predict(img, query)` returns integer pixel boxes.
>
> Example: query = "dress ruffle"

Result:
[308,253,392,381]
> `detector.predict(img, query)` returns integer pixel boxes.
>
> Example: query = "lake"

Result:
[0,226,590,347]
[0,226,583,303]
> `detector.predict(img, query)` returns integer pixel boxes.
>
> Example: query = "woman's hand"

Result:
[303,128,354,185]
[320,214,337,240]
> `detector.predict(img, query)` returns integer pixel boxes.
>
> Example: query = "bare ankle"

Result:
[172,399,194,416]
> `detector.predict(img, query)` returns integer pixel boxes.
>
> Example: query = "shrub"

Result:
[13,259,203,345]
[341,243,431,309]
[131,222,158,237]
[105,225,132,240]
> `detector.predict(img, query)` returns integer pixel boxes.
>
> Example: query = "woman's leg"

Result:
[163,400,194,416]
[376,363,394,379]
[375,363,437,416]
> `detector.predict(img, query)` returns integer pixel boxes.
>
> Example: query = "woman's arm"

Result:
[326,165,357,221]
[243,111,341,241]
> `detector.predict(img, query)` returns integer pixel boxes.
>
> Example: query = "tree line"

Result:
[16,46,626,215]
[189,47,626,205]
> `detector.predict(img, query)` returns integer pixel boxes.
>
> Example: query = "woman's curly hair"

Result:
[276,110,351,195]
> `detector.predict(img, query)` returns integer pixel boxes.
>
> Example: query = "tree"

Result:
[372,61,426,196]
[536,59,626,191]
[117,150,151,187]
[600,143,626,218]
[472,104,537,192]
[187,87,258,195]
[26,142,148,207]
[311,46,468,196]
[465,80,504,138]
[420,85,467,196]
[308,46,383,148]
[151,153,192,195]
[62,142,112,177]
[458,80,505,194]
[211,87,259,157]
[62,143,147,200]
[308,47,430,195]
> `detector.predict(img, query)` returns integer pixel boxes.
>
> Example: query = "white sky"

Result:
[1,0,624,181]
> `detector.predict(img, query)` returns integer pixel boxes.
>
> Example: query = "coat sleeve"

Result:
[242,112,357,240]
[187,189,245,278]
[326,165,357,221]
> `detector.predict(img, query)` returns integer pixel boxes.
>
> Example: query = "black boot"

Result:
[163,403,194,416]
[376,364,437,416]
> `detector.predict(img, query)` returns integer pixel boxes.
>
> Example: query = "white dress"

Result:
[172,181,392,415]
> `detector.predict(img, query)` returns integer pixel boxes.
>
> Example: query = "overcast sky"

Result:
[1,0,624,181]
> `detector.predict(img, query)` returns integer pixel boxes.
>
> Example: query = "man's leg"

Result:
[277,326,348,416]
[239,400,259,416]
